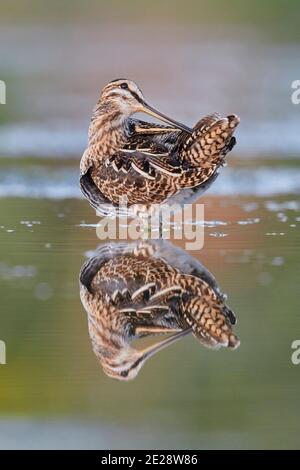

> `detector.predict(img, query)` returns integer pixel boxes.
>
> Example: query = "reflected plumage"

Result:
[80,79,240,216]
[79,241,240,381]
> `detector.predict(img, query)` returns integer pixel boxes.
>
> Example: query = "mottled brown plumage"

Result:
[80,79,240,216]
[79,241,240,380]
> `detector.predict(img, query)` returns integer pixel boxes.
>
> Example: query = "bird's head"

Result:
[101,347,146,381]
[99,328,192,381]
[98,78,191,132]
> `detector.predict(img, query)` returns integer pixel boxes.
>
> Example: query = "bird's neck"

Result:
[88,102,130,153]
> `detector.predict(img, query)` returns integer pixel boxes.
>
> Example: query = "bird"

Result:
[79,241,240,381]
[80,79,240,217]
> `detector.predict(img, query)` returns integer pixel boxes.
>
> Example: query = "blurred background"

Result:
[0,0,300,449]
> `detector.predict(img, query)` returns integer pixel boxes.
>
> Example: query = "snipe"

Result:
[79,241,240,381]
[80,79,240,216]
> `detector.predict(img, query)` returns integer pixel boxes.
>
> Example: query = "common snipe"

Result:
[80,79,240,217]
[79,241,240,381]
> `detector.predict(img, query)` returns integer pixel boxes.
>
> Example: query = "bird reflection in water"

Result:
[79,241,240,381]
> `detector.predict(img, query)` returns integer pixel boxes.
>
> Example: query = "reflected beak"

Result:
[142,102,192,134]
[139,328,192,362]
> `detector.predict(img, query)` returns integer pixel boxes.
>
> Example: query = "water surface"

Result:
[0,188,299,449]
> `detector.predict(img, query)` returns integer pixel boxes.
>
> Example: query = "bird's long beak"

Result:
[142,102,192,134]
[139,328,192,362]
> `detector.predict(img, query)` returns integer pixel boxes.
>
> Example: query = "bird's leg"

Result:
[147,213,152,238]
[158,209,163,239]
[138,215,151,239]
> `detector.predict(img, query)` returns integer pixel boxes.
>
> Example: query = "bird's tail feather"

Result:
[181,113,240,167]
[181,294,240,350]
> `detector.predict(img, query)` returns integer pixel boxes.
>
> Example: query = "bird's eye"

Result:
[120,83,128,90]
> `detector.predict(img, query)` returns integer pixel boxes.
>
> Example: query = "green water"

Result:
[0,191,299,449]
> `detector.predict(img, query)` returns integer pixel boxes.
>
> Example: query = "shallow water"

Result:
[0,186,300,449]
[2,159,300,199]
